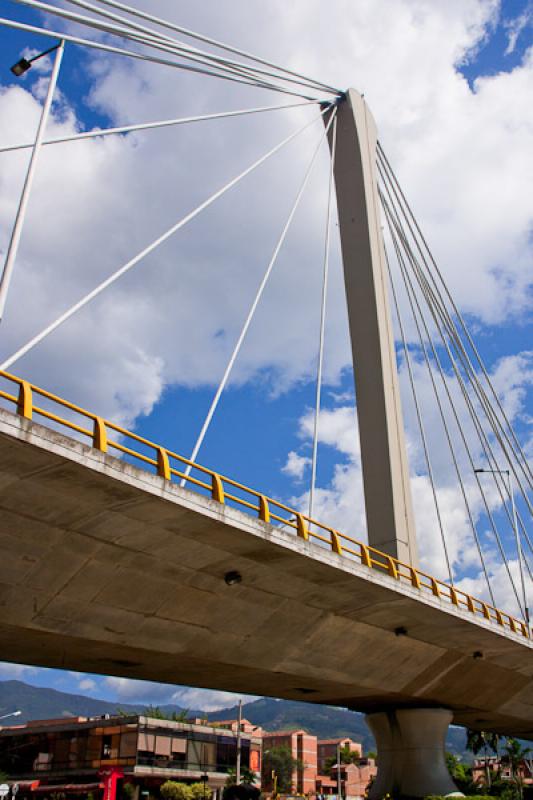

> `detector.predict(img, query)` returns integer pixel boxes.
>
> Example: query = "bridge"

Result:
[0,2,532,798]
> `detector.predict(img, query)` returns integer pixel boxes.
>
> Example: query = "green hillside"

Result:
[0,680,469,756]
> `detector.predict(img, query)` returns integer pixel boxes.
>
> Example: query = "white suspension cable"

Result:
[0,39,64,322]
[378,149,533,521]
[180,107,338,487]
[380,182,523,612]
[59,0,340,98]
[385,240,454,585]
[12,0,320,99]
[1,17,322,100]
[1,106,331,372]
[69,0,342,96]
[0,101,318,155]
[308,115,337,521]
[380,189,497,606]
[378,143,533,494]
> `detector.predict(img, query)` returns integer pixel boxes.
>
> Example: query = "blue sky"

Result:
[0,0,531,710]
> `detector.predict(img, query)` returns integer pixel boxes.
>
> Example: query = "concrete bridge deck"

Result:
[0,406,532,736]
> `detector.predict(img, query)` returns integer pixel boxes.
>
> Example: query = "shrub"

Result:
[160,782,193,800]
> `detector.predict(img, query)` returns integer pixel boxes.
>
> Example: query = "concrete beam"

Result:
[326,89,417,565]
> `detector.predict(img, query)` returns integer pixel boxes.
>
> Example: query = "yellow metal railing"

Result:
[0,368,529,640]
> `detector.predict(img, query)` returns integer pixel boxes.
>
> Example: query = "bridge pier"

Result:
[366,708,460,799]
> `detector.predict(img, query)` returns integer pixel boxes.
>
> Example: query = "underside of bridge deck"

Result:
[0,407,532,740]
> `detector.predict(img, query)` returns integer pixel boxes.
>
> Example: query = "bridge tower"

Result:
[327,90,456,798]
[326,89,418,567]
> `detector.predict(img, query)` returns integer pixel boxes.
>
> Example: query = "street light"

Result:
[474,467,529,624]
[0,710,22,721]
[10,43,61,76]
[0,39,65,322]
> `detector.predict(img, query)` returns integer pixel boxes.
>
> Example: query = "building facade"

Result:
[0,715,262,800]
[316,740,362,775]
[262,731,317,796]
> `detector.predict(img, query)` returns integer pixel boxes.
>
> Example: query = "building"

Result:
[472,755,533,787]
[0,715,262,800]
[262,730,317,796]
[316,739,362,775]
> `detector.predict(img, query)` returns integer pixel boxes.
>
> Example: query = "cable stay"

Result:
[0,100,320,155]
[377,148,531,618]
[7,0,342,100]
[384,241,454,586]
[308,116,337,522]
[180,108,338,486]
[1,106,333,371]
[381,191,496,605]
[380,180,528,614]
[379,154,533,531]
[378,143,533,497]
[63,0,342,96]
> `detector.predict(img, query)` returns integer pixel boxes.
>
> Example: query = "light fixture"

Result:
[224,570,242,586]
[10,43,61,77]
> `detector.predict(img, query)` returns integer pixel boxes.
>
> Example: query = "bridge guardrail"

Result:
[0,367,529,640]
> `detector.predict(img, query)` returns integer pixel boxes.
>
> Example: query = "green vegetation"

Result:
[142,705,190,722]
[324,743,362,776]
[160,782,193,800]
[262,744,303,793]
[225,767,257,786]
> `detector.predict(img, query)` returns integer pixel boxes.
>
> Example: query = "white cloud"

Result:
[282,450,311,480]
[0,662,36,679]
[504,4,532,56]
[0,0,530,432]
[78,678,97,692]
[103,676,256,711]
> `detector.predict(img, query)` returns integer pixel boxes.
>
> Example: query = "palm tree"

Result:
[504,738,532,799]
[466,729,501,789]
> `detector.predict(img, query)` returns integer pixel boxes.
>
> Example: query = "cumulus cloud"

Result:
[103,676,257,711]
[283,347,532,613]
[0,0,530,432]
[282,450,311,480]
[0,662,36,679]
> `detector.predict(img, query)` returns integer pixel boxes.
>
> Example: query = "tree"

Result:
[445,752,475,794]
[262,745,303,794]
[324,744,360,776]
[160,781,193,800]
[466,729,501,789]
[225,767,257,786]
[503,738,531,799]
[143,706,189,722]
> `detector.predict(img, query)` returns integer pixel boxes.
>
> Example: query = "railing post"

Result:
[211,473,225,504]
[258,495,270,523]
[296,514,308,541]
[430,578,440,598]
[387,557,399,580]
[330,530,342,555]
[16,381,32,420]
[93,417,108,453]
[157,447,171,481]
[410,567,421,590]
[360,544,372,568]
[449,587,459,607]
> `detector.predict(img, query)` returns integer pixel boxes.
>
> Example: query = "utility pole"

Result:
[336,743,342,800]
[236,699,242,784]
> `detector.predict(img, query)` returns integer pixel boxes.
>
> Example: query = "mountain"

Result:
[0,680,143,721]
[0,680,467,757]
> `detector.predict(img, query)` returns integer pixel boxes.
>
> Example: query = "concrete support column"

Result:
[366,708,460,799]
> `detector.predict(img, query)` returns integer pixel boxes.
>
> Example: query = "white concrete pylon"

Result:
[326,89,418,566]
